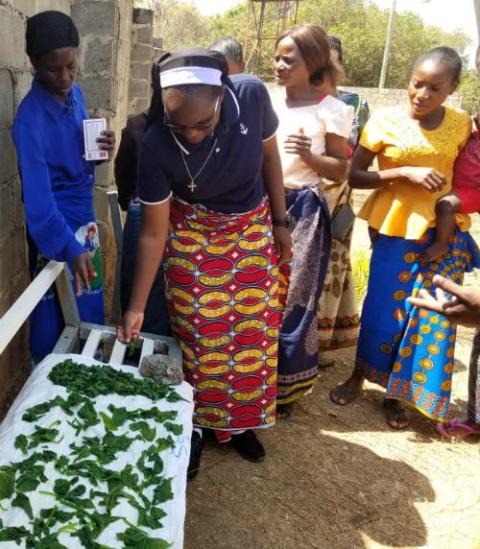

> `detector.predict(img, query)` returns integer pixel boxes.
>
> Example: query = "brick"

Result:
[12,69,33,110]
[135,25,153,46]
[130,43,153,63]
[131,61,150,81]
[0,329,29,414]
[133,97,149,114]
[14,0,71,17]
[128,78,148,98]
[0,230,26,291]
[93,161,113,189]
[0,129,19,181]
[132,8,153,25]
[83,37,114,74]
[0,179,24,246]
[0,69,14,127]
[0,7,27,69]
[153,37,164,50]
[72,0,116,37]
[78,76,113,112]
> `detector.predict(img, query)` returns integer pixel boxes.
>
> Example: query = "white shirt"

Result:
[272,92,354,189]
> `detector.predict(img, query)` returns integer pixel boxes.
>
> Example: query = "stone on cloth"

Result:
[140,354,184,385]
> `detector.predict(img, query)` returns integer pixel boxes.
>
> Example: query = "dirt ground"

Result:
[184,191,480,549]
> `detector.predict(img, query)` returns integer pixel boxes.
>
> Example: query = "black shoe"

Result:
[231,430,265,463]
[187,430,204,481]
[277,403,294,420]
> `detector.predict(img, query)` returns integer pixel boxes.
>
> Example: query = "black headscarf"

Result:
[148,48,229,126]
[26,10,79,58]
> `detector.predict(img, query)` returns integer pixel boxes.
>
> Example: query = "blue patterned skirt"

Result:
[357,228,480,422]
[277,186,332,404]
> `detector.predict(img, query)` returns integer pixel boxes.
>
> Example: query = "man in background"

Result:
[209,37,245,75]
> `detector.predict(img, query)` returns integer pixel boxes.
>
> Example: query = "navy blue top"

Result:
[12,79,95,262]
[138,74,278,214]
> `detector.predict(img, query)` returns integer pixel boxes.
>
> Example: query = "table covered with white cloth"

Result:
[0,353,193,549]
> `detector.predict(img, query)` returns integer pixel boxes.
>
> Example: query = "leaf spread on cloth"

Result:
[0,359,183,547]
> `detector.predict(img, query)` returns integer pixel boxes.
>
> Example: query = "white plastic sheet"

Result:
[0,354,193,548]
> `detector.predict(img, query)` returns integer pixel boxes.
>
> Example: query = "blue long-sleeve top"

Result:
[12,78,96,263]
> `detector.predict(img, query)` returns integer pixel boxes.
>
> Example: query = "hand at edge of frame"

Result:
[408,274,480,327]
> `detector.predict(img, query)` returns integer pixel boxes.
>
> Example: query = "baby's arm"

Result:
[421,193,461,262]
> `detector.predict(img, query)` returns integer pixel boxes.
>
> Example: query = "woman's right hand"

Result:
[401,167,447,193]
[116,310,144,343]
[73,251,96,296]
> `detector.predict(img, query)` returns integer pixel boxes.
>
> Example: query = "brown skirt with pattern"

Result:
[317,180,360,350]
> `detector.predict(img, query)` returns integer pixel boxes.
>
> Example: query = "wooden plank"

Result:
[55,266,81,327]
[168,340,183,370]
[107,190,123,323]
[139,338,155,365]
[81,329,103,357]
[0,261,64,355]
[110,339,127,365]
[52,326,79,354]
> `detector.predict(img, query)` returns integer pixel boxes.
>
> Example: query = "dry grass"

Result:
[351,248,371,304]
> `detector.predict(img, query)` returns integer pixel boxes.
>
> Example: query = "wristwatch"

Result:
[272,215,291,229]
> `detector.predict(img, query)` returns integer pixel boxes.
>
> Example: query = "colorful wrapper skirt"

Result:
[357,228,480,422]
[277,186,332,404]
[164,197,288,442]
[28,221,104,360]
[317,180,360,350]
[467,330,480,424]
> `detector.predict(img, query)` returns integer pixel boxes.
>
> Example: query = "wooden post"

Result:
[378,0,397,90]
[474,0,480,44]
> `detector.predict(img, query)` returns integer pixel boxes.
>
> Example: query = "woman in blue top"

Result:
[118,49,291,479]
[12,11,115,359]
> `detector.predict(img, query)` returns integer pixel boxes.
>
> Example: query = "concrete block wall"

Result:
[267,83,462,113]
[0,0,71,414]
[128,8,154,116]
[72,0,134,320]
[0,0,134,414]
[338,86,463,111]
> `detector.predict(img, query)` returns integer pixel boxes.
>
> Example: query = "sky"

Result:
[190,0,478,62]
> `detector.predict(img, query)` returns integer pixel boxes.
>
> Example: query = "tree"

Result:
[153,0,211,51]
[459,69,480,114]
[204,0,471,89]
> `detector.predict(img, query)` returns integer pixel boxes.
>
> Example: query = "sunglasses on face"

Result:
[164,96,221,132]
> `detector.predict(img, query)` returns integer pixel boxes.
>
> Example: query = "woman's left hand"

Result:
[96,129,116,160]
[284,132,312,162]
[273,226,293,261]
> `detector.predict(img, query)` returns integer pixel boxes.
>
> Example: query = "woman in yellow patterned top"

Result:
[330,47,480,429]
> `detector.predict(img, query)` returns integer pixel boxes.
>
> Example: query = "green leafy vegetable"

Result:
[152,478,174,504]
[77,400,99,428]
[48,360,184,402]
[14,434,28,455]
[131,421,156,442]
[0,471,15,500]
[164,422,183,436]
[117,526,171,549]
[1,358,182,547]
[0,525,30,544]
[12,492,33,519]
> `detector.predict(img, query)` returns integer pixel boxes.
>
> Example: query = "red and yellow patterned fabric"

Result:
[164,197,288,442]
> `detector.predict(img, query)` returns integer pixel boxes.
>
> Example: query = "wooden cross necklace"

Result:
[180,137,218,193]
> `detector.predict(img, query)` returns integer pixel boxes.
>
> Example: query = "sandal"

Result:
[436,418,480,439]
[277,403,294,419]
